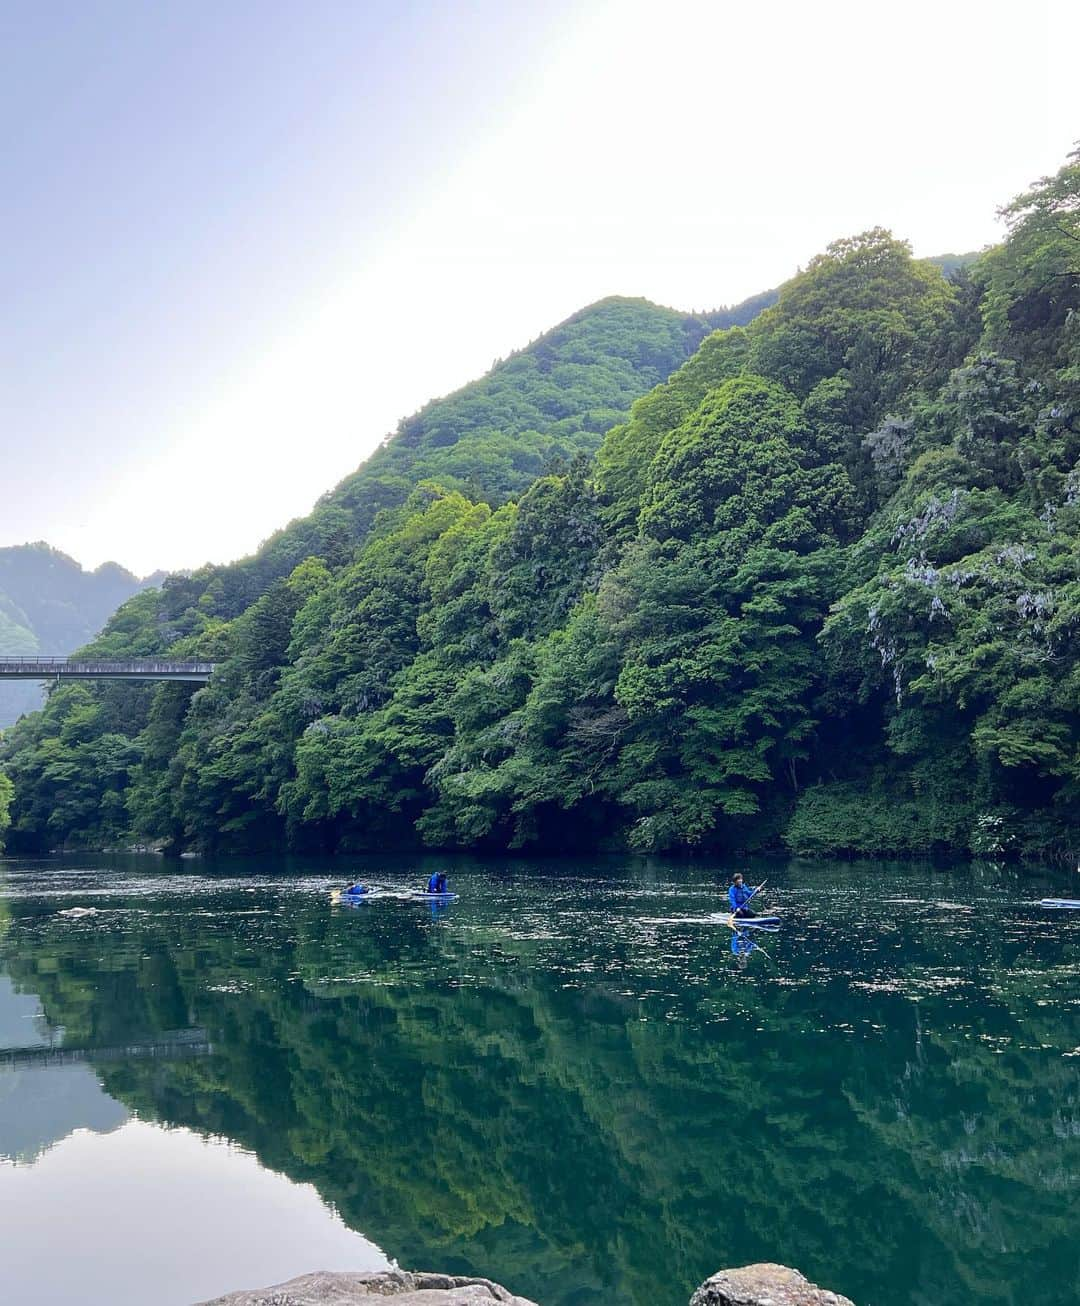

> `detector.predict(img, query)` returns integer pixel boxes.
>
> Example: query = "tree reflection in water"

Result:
[0,857,1076,1306]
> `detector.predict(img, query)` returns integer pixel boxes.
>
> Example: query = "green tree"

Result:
[0,770,12,848]
[747,228,959,426]
[595,376,856,849]
[982,144,1080,372]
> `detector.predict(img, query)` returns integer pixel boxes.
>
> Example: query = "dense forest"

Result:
[1,150,1077,862]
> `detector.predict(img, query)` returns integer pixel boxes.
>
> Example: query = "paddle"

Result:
[730,877,766,917]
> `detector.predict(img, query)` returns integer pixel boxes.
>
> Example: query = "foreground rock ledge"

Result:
[198,1262,853,1306]
[691,1263,855,1306]
[196,1269,539,1306]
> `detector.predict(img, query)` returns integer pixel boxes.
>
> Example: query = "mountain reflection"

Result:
[0,858,1077,1306]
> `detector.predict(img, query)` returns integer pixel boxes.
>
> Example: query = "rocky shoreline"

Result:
[198,1264,855,1306]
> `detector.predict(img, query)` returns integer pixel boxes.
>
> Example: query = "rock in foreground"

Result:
[691,1263,855,1306]
[196,1269,538,1306]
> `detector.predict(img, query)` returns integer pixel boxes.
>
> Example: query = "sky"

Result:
[2,0,1077,576]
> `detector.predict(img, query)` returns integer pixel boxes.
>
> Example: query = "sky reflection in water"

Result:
[0,854,1077,1306]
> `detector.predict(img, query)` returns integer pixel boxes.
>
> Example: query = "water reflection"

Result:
[729,927,771,966]
[0,1061,128,1163]
[0,973,130,1163]
[0,1120,387,1306]
[0,855,1077,1306]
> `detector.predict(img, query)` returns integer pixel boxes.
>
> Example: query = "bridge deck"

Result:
[0,657,215,682]
[0,1029,213,1067]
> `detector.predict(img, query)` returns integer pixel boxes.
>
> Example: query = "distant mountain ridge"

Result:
[0,543,160,726]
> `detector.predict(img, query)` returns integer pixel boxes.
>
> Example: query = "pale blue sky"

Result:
[2,0,1076,573]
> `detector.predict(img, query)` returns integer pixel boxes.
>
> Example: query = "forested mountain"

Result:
[144,296,746,627]
[0,294,766,851]
[0,544,156,727]
[2,148,1077,862]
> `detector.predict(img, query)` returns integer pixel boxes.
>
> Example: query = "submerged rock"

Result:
[196,1269,539,1306]
[691,1263,855,1306]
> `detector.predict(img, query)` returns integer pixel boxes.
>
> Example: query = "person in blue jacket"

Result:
[728,872,756,918]
[426,871,448,894]
[344,882,368,896]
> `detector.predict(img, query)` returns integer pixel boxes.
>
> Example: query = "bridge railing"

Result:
[0,1027,213,1067]
[0,657,216,681]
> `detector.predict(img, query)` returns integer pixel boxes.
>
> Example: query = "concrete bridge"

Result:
[0,657,215,683]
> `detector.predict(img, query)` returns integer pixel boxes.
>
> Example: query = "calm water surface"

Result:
[0,854,1077,1306]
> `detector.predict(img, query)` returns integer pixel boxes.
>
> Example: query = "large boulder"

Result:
[195,1269,539,1306]
[691,1263,855,1306]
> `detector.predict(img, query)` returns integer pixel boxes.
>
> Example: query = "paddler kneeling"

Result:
[728,872,756,918]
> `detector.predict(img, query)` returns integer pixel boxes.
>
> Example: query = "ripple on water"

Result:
[2,855,1078,1306]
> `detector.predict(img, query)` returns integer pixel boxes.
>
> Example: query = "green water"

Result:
[1,855,1077,1306]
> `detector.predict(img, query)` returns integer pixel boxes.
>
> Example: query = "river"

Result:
[0,854,1076,1306]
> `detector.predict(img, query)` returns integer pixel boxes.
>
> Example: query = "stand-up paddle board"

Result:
[331,888,458,903]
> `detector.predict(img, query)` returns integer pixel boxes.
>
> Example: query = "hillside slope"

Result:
[4,149,1076,861]
[0,292,771,849]
[156,295,752,628]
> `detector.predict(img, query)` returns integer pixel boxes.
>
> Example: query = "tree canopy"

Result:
[3,149,1078,862]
